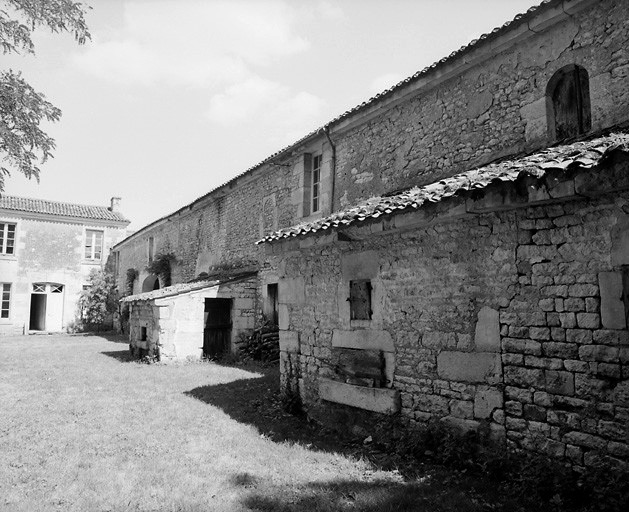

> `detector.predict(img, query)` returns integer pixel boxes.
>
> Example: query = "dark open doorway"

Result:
[203,298,232,359]
[29,293,47,331]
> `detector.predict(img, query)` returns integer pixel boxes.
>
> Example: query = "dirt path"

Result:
[0,334,494,512]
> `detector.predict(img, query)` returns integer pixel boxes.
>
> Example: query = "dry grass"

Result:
[1,334,509,512]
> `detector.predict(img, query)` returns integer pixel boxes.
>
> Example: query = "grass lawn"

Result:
[0,334,524,512]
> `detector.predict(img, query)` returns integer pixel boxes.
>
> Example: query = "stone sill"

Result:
[319,378,400,414]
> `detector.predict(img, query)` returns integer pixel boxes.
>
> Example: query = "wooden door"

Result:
[203,298,232,358]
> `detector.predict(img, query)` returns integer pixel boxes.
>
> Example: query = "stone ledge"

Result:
[318,378,400,414]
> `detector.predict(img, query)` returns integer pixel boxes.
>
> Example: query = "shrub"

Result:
[77,268,118,332]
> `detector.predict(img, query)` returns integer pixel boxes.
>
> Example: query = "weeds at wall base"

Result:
[369,417,629,512]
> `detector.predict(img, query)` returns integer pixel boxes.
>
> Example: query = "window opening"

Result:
[0,222,16,255]
[349,280,372,320]
[1,283,11,318]
[32,283,46,293]
[312,154,322,213]
[51,285,64,293]
[547,64,591,141]
[85,230,104,260]
[141,327,147,341]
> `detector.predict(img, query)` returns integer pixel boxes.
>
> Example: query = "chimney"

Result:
[110,196,121,212]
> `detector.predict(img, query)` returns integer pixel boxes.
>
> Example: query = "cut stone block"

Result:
[279,330,300,353]
[599,272,626,329]
[332,329,394,352]
[474,387,504,419]
[318,378,400,414]
[437,351,502,384]
[474,306,500,352]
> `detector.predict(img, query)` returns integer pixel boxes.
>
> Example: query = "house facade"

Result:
[0,196,129,335]
[116,0,629,466]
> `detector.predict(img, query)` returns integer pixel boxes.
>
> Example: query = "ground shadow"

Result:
[186,365,534,512]
[185,365,357,455]
[100,349,135,363]
[238,476,510,512]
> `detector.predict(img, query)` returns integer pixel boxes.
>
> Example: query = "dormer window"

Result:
[546,64,591,141]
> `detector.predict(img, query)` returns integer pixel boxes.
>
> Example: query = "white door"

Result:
[47,284,65,331]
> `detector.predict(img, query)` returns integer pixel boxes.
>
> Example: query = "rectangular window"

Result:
[312,153,322,213]
[148,237,154,263]
[0,222,16,255]
[1,283,11,319]
[85,230,104,260]
[349,280,372,321]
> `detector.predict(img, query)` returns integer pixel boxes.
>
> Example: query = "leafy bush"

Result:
[77,268,118,332]
[146,253,176,287]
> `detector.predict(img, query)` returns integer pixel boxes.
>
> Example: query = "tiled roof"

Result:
[257,133,629,244]
[0,195,129,223]
[116,0,557,244]
[121,271,257,303]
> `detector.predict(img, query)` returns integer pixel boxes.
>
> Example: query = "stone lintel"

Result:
[474,306,500,352]
[318,378,401,414]
[332,329,394,352]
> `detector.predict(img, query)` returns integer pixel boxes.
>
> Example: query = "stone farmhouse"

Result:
[117,0,629,468]
[0,196,129,335]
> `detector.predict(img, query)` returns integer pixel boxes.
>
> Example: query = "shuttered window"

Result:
[547,65,591,141]
[349,280,372,320]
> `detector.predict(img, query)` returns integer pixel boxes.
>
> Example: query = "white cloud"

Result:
[207,76,326,141]
[369,72,407,95]
[73,0,310,88]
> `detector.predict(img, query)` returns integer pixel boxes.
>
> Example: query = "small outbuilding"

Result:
[122,271,257,361]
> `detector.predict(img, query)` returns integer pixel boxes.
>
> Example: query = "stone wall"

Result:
[333,0,629,210]
[267,175,629,468]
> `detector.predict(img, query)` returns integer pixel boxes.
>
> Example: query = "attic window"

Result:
[547,64,591,141]
[349,280,372,321]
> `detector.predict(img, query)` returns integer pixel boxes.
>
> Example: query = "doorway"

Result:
[29,293,47,330]
[203,298,232,358]
[29,283,65,331]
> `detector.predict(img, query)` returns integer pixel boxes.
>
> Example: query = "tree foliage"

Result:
[77,268,117,331]
[0,0,90,191]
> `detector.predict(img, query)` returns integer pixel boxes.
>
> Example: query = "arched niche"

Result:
[142,274,160,293]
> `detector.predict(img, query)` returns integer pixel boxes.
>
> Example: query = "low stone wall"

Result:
[268,183,629,469]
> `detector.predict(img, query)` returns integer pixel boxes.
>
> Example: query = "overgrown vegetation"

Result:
[370,417,629,512]
[125,268,138,295]
[76,268,118,332]
[146,252,176,287]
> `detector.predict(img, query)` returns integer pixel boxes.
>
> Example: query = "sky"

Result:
[3,0,536,230]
